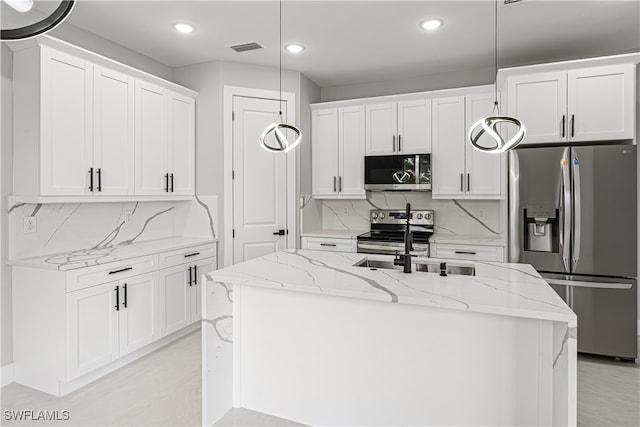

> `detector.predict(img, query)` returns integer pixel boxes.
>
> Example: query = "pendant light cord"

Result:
[493,0,499,113]
[279,0,283,119]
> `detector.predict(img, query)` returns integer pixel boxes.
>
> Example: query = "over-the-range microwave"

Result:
[364,154,431,191]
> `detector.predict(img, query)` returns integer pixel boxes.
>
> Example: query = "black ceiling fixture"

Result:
[1,0,75,41]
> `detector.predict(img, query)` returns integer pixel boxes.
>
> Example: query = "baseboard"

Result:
[1,363,15,387]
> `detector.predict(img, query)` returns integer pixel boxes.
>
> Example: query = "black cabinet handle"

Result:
[571,114,575,137]
[460,173,464,192]
[333,176,337,192]
[561,115,565,138]
[109,267,133,275]
[194,265,198,285]
[398,134,402,152]
[122,283,128,308]
[320,243,337,247]
[455,251,477,255]
[89,167,94,192]
[188,266,192,286]
[164,173,169,192]
[114,286,120,311]
[184,252,200,258]
[467,173,470,192]
[170,173,174,192]
[97,168,102,192]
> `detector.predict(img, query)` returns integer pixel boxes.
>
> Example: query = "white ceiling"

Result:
[30,0,640,87]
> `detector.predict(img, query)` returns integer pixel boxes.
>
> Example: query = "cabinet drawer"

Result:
[432,244,504,262]
[66,255,156,292]
[301,237,356,253]
[158,244,216,269]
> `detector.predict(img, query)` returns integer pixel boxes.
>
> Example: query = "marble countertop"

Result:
[206,249,575,323]
[9,236,218,271]
[300,229,367,239]
[429,233,506,246]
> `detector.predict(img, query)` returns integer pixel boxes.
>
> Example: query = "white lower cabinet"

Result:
[12,242,216,396]
[431,243,505,262]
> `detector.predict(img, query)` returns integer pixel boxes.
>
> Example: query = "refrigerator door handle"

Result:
[560,148,571,273]
[508,151,520,262]
[546,278,632,290]
[572,152,581,271]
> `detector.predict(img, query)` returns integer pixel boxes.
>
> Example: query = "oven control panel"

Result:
[370,209,434,225]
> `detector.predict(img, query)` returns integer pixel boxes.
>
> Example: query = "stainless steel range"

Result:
[357,209,434,255]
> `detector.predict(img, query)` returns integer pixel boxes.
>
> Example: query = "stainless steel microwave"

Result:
[364,154,431,191]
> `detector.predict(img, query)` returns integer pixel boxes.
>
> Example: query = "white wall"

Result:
[299,74,321,195]
[320,66,495,102]
[1,43,14,368]
[172,60,313,266]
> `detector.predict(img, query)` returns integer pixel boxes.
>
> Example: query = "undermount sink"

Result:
[354,258,475,276]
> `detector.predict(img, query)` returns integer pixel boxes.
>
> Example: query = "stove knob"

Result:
[425,213,432,221]
[371,212,378,219]
[416,213,423,220]
[378,213,385,219]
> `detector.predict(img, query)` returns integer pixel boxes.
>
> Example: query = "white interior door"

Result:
[232,96,288,264]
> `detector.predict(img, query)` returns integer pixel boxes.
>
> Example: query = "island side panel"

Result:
[235,285,559,427]
[551,319,578,426]
[202,277,234,426]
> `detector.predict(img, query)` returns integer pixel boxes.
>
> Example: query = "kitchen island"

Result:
[202,249,576,426]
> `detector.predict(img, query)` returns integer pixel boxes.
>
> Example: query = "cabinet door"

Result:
[40,47,93,195]
[506,71,567,145]
[159,265,190,337]
[190,258,216,324]
[397,99,432,154]
[67,282,119,380]
[167,92,195,195]
[465,93,503,197]
[312,108,340,196]
[432,96,466,197]
[135,81,169,195]
[93,66,135,195]
[365,103,398,155]
[568,64,634,141]
[119,273,160,356]
[338,106,365,197]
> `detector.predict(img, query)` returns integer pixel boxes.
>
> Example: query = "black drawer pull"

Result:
[320,243,337,247]
[184,252,200,258]
[454,251,477,255]
[114,286,120,311]
[97,168,102,192]
[89,168,94,192]
[194,265,198,285]
[164,173,169,192]
[170,173,174,192]
[188,266,193,286]
[109,267,133,275]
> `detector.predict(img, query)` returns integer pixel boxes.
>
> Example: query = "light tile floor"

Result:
[2,329,638,426]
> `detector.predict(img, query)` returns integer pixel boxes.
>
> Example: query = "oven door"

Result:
[364,154,431,190]
[357,241,429,256]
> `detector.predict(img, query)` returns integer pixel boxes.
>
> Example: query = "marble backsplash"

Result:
[7,196,218,260]
[306,192,504,237]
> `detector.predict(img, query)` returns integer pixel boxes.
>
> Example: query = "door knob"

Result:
[273,229,286,236]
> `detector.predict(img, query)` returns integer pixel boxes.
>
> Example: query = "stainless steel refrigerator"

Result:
[509,144,637,360]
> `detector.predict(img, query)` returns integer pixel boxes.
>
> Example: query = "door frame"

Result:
[223,86,297,267]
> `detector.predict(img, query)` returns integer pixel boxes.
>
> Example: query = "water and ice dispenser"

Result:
[523,208,559,253]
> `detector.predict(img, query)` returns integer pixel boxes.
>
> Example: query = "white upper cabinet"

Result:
[432,96,466,197]
[39,47,94,196]
[312,106,365,198]
[12,38,197,201]
[93,66,135,195]
[365,100,431,155]
[567,64,635,141]
[432,92,504,199]
[506,63,634,145]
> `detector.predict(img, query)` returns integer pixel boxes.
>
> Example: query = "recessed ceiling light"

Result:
[420,19,444,31]
[173,23,195,34]
[285,44,305,54]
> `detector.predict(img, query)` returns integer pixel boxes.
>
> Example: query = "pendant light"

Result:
[258,0,302,153]
[1,0,75,41]
[467,0,525,153]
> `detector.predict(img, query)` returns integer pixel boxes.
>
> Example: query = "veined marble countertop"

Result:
[9,236,218,271]
[300,229,367,239]
[429,233,506,246]
[206,249,575,323]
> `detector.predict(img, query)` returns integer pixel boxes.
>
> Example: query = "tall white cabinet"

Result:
[506,63,635,145]
[12,36,196,200]
[312,106,365,198]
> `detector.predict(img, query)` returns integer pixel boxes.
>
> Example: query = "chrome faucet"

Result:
[393,203,413,273]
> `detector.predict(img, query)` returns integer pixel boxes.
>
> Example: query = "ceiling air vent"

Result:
[228,42,263,53]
